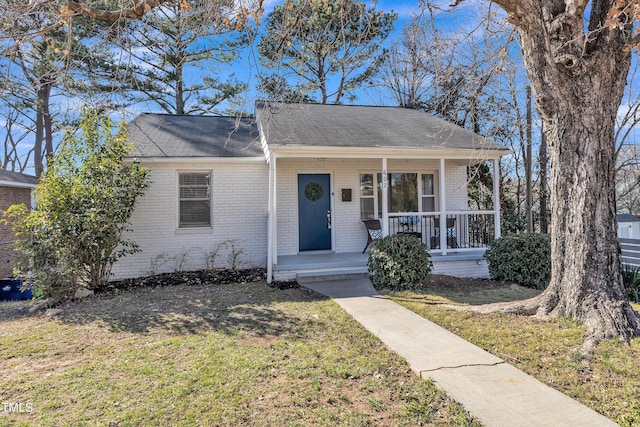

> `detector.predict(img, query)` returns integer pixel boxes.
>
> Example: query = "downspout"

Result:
[267,153,277,283]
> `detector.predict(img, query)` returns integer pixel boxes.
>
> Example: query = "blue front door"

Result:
[298,174,331,251]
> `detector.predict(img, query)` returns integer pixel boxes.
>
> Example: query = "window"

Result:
[421,174,436,212]
[388,173,417,212]
[179,173,211,228]
[359,172,437,219]
[360,174,375,220]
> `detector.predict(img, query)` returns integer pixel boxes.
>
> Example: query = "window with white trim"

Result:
[179,173,211,228]
[360,174,376,220]
[421,173,436,212]
[359,172,437,219]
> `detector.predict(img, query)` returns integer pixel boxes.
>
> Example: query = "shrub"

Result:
[622,264,640,303]
[4,109,149,302]
[367,234,432,290]
[484,233,550,289]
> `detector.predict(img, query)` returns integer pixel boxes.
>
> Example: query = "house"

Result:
[617,214,640,239]
[0,169,38,278]
[112,102,512,282]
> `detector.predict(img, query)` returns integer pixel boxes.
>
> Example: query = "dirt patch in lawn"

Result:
[425,274,542,305]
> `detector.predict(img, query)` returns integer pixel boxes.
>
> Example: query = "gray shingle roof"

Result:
[617,214,640,223]
[255,101,511,152]
[128,104,512,160]
[127,113,263,158]
[0,169,38,186]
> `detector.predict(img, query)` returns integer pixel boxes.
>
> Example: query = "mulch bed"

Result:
[99,268,298,294]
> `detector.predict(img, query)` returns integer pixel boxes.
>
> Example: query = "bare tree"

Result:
[616,144,640,215]
[446,0,640,348]
[615,54,640,214]
[1,109,34,172]
[379,9,534,233]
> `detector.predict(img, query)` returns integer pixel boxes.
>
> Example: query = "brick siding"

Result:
[111,158,473,280]
[0,186,32,278]
[110,161,270,280]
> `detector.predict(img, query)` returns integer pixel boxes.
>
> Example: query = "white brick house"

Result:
[112,102,511,282]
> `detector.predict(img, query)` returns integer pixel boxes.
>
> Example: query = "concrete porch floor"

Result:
[273,249,489,281]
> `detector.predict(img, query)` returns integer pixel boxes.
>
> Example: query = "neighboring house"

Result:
[0,170,38,278]
[617,214,640,239]
[112,102,511,282]
[617,214,640,267]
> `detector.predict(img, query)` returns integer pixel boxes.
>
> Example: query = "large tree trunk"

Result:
[539,84,638,345]
[488,0,640,346]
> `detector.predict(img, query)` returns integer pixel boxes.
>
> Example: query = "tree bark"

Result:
[485,0,640,345]
[539,126,548,233]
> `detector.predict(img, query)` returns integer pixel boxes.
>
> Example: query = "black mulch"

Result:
[98,268,298,294]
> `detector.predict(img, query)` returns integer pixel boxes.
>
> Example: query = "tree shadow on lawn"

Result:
[387,275,543,307]
[32,280,329,337]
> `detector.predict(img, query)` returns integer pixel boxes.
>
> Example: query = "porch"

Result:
[273,248,490,282]
[257,102,511,283]
[385,212,496,253]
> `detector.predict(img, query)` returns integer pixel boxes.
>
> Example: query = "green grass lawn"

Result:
[0,282,479,426]
[385,282,640,427]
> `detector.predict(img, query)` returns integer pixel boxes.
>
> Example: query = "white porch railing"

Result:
[386,212,497,253]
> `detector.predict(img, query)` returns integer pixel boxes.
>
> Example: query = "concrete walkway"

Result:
[299,276,619,427]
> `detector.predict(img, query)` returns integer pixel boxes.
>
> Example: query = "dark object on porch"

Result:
[398,231,422,240]
[362,219,383,253]
[430,218,459,249]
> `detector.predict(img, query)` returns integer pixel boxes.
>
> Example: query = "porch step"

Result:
[296,268,369,284]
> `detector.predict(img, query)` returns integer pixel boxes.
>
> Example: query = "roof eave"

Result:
[0,180,38,189]
[125,156,266,164]
[266,145,512,160]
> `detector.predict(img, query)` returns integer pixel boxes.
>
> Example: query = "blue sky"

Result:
[1,0,534,175]
[157,0,501,115]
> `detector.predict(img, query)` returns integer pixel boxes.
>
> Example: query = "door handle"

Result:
[327,210,332,229]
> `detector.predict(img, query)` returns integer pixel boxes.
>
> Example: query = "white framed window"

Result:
[179,172,211,228]
[359,171,437,219]
[360,173,376,220]
[420,173,437,212]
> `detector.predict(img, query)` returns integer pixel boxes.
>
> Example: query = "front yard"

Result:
[2,272,639,426]
[0,279,477,426]
[385,275,640,427]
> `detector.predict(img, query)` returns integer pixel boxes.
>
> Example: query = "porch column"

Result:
[493,158,501,239]
[439,158,447,255]
[381,157,389,236]
[266,153,277,283]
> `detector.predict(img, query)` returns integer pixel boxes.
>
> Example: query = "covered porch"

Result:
[265,155,502,283]
[255,102,510,283]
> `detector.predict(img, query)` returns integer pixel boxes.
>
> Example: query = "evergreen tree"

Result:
[258,0,396,104]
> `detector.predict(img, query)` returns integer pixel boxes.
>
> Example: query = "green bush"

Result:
[622,264,640,303]
[4,109,149,302]
[367,234,432,290]
[484,233,550,289]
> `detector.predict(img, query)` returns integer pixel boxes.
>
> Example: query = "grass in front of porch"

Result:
[0,281,479,426]
[385,277,640,427]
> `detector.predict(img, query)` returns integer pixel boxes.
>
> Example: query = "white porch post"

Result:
[266,154,277,283]
[381,158,389,236]
[493,158,501,239]
[439,158,447,255]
